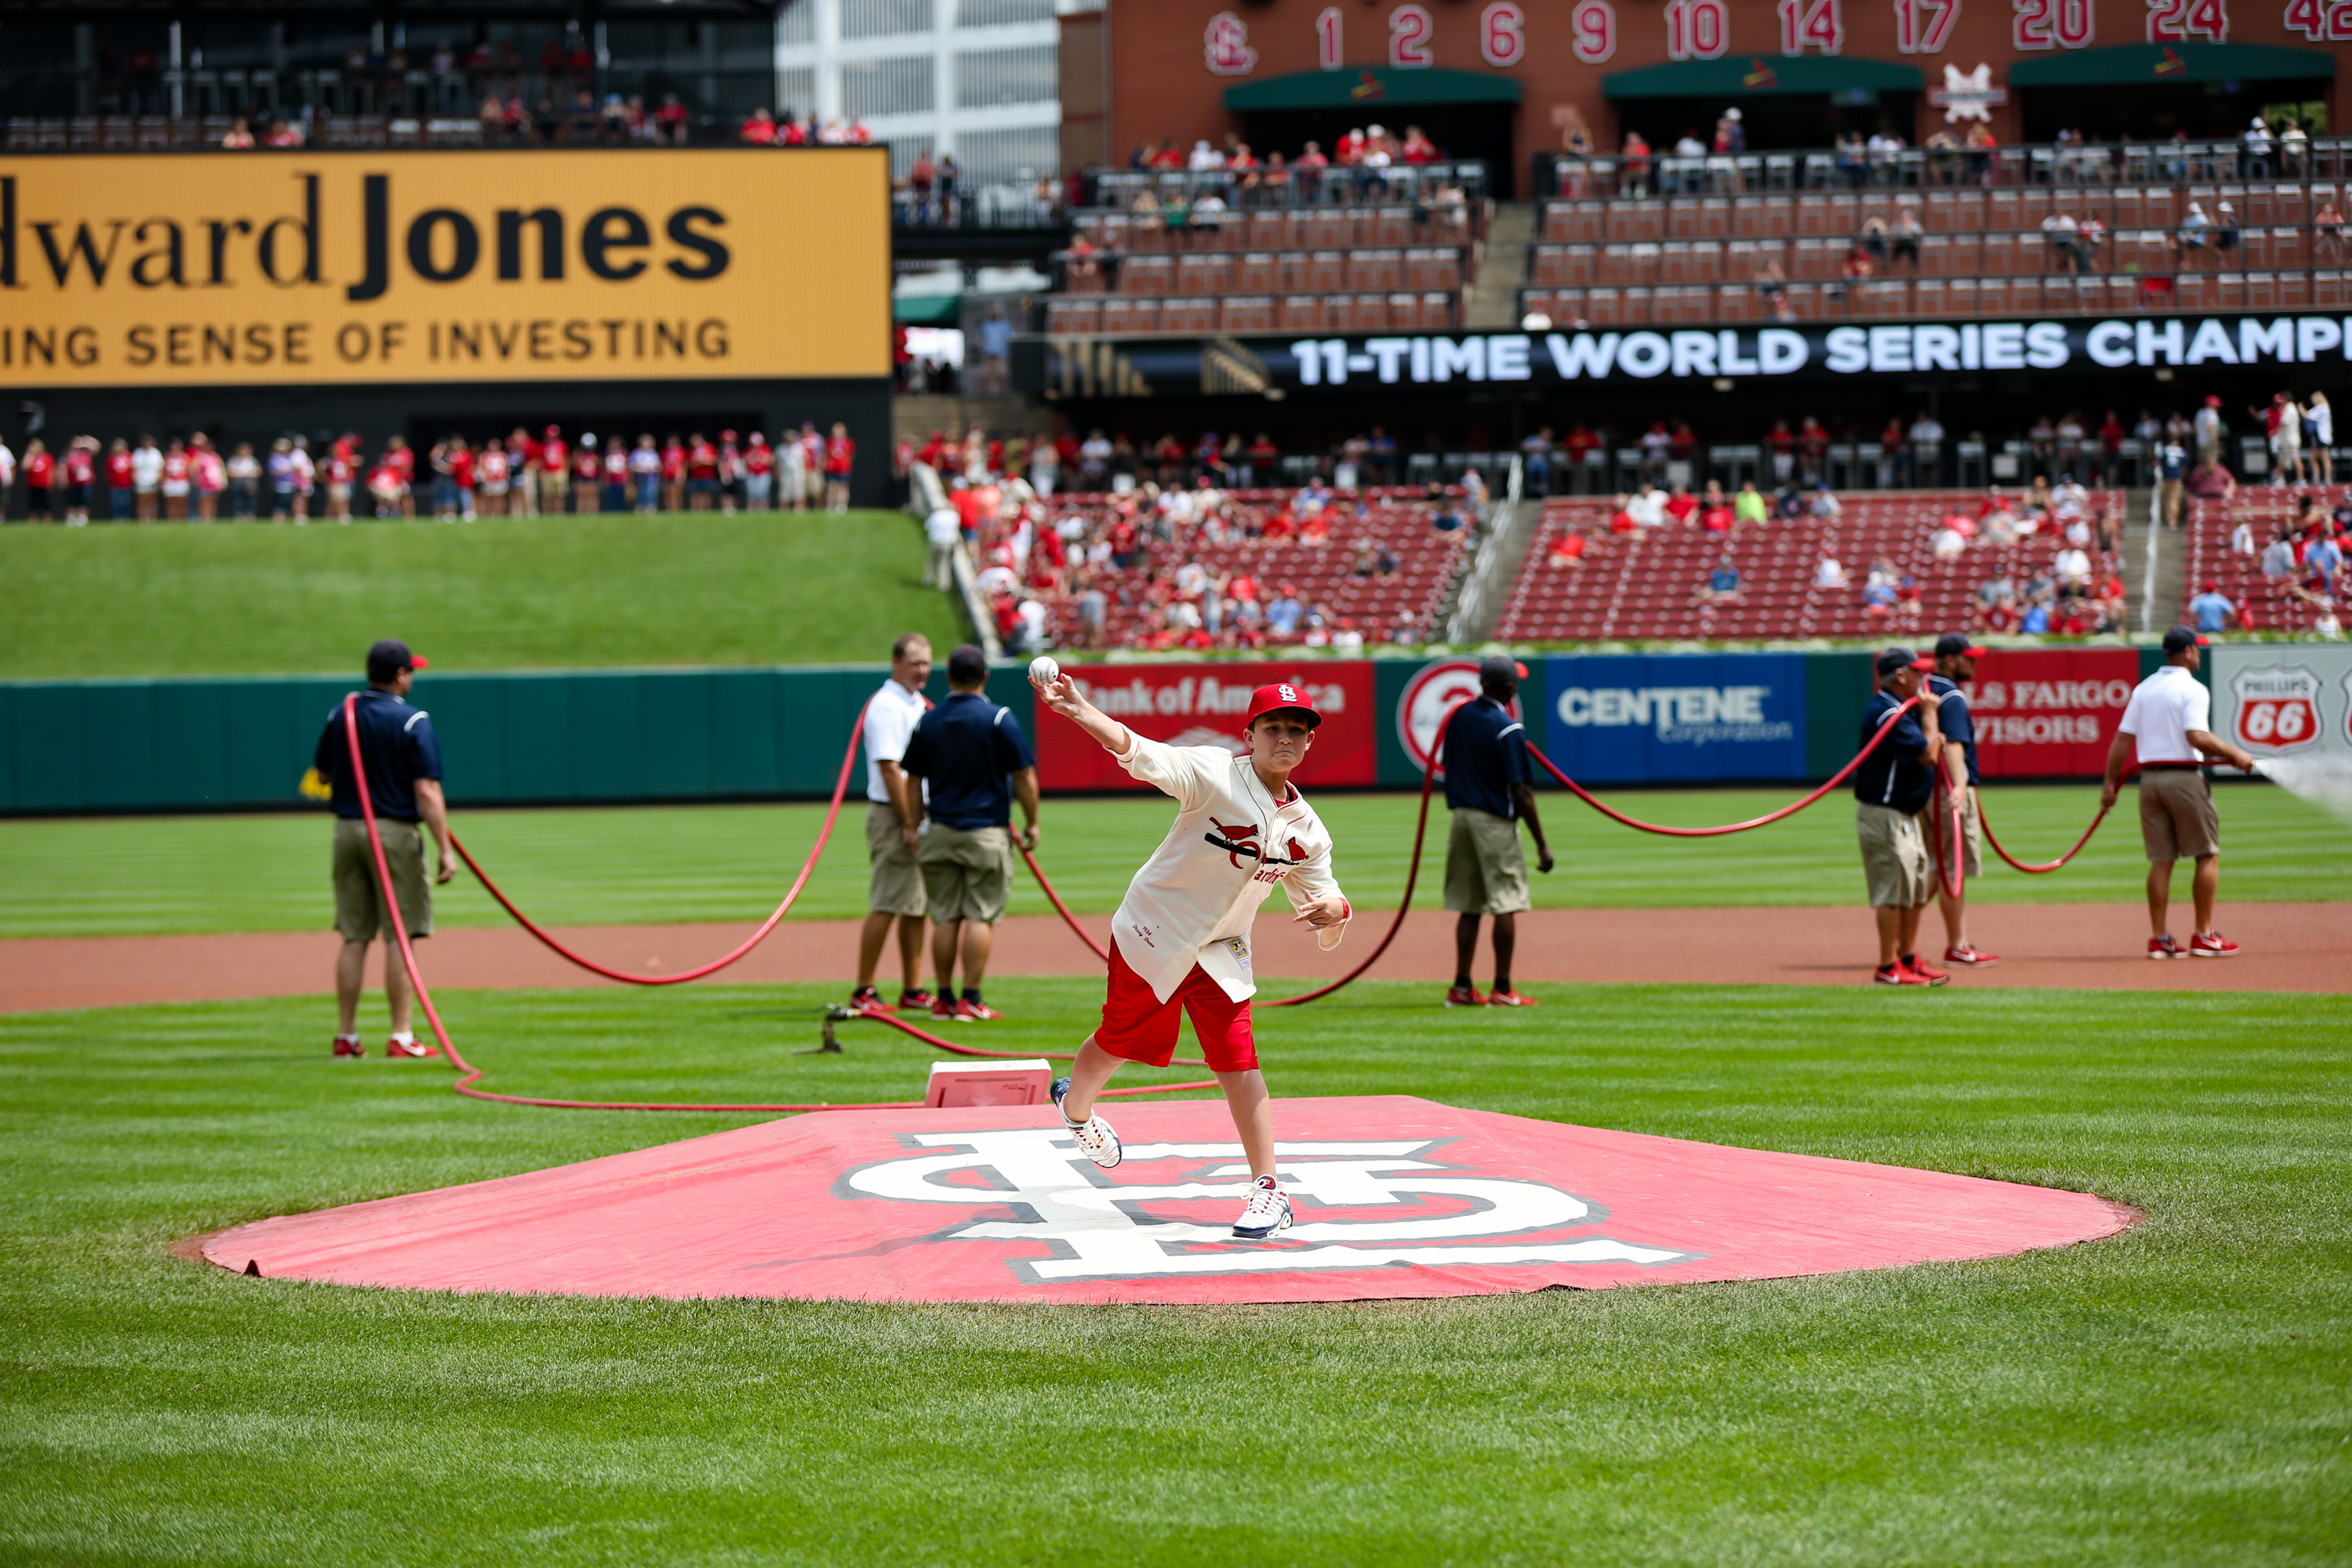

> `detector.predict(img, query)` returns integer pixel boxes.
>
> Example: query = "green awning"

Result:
[2008,42,2333,87]
[893,292,961,325]
[1602,56,1922,99]
[1223,66,1521,113]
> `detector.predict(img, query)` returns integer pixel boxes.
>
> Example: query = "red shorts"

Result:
[1097,940,1256,1073]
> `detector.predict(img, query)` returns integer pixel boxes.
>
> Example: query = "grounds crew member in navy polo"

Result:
[849,633,934,1017]
[2101,626,2256,958]
[901,644,1040,1021]
[1927,633,1999,968]
[1441,656,1555,1007]
[1030,672,1352,1241]
[1854,647,1949,987]
[314,639,454,1057]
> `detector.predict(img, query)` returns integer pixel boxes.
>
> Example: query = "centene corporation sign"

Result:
[1281,316,2352,388]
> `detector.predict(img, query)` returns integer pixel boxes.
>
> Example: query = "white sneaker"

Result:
[1050,1076,1121,1169]
[1232,1175,1292,1240]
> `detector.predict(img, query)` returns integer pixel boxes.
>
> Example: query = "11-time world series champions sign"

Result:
[0,149,892,388]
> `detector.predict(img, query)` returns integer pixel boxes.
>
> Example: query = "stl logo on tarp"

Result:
[844,1130,1693,1285]
[2231,664,2323,752]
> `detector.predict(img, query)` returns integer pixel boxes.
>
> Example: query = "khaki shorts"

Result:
[866,800,927,917]
[1930,784,1984,879]
[332,817,432,942]
[1856,801,1931,909]
[1444,807,1531,915]
[2140,768,2221,862]
[919,822,1013,924]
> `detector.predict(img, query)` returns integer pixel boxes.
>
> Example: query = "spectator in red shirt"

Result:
[655,93,689,145]
[509,427,540,517]
[823,423,856,513]
[105,438,135,521]
[21,439,53,521]
[1664,483,1698,525]
[61,436,98,526]
[739,107,777,145]
[686,431,719,510]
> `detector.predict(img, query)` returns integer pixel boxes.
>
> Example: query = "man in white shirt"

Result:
[2100,627,2256,959]
[850,635,934,1014]
[2053,545,2093,587]
[131,434,163,522]
[1031,672,1352,1241]
[923,501,961,590]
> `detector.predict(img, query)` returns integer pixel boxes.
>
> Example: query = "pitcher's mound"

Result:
[200,1096,2133,1305]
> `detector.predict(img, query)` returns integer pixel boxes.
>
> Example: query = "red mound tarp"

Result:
[202,1096,2133,1305]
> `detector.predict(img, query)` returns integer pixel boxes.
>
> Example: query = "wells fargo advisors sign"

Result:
[0,149,889,388]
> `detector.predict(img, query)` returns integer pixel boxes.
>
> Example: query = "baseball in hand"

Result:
[1029,656,1060,687]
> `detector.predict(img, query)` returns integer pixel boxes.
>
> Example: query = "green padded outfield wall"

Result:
[0,665,1036,816]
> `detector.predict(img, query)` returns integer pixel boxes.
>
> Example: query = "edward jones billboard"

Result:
[1040,663,1375,791]
[0,149,889,388]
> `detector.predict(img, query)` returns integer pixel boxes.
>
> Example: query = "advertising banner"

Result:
[0,149,890,389]
[1038,662,1375,791]
[1962,648,2141,777]
[2212,644,2352,760]
[1036,315,2352,399]
[1536,653,1806,784]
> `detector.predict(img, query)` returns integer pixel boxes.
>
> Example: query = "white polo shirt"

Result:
[2117,663,2210,766]
[863,678,929,804]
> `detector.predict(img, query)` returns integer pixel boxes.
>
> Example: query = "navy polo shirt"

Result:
[314,689,443,822]
[1852,688,1934,813]
[1927,673,1979,785]
[902,691,1036,831]
[1442,696,1532,819]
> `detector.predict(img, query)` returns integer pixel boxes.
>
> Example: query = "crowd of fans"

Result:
[913,425,1481,655]
[2194,488,2352,639]
[0,423,861,523]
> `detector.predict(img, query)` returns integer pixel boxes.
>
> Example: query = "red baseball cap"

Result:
[1246,680,1322,728]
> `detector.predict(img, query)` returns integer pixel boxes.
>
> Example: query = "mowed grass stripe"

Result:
[0,979,2345,1564]
[3,782,2346,938]
[0,510,964,679]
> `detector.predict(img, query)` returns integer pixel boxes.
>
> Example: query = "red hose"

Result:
[446,701,870,985]
[1924,776,1968,904]
[1977,788,2113,874]
[340,694,1210,1114]
[1523,695,1926,836]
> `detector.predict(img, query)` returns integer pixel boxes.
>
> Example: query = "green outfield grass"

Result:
[1,978,2345,1565]
[0,510,964,679]
[4,781,2345,939]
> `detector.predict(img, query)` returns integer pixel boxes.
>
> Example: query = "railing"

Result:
[1520,439,2151,499]
[893,185,1070,230]
[1533,138,2352,199]
[1081,161,1488,212]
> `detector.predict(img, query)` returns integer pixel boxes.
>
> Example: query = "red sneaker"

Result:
[1486,988,1539,1007]
[332,1034,365,1058]
[1444,984,1486,1007]
[1903,956,1949,984]
[2189,931,2239,957]
[930,996,958,1021]
[848,986,893,1015]
[898,988,936,1011]
[384,1036,439,1058]
[1943,945,2001,967]
[954,998,1003,1021]
[2148,934,2185,960]
[1874,962,1945,987]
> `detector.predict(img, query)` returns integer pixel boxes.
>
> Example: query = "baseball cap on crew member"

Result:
[1246,681,1323,728]
[1478,655,1530,686]
[367,639,428,681]
[2162,625,2211,653]
[1933,633,1988,659]
[1874,646,1934,677]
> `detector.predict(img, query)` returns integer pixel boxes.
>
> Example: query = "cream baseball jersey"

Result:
[1111,736,1350,1004]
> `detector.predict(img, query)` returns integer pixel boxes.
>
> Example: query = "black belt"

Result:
[2140,761,2204,770]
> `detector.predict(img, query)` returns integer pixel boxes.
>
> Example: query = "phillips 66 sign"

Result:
[2212,645,2352,760]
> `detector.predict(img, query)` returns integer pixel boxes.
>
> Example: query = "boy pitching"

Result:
[1032,672,1352,1240]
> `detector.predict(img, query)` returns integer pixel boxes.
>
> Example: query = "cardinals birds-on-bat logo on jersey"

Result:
[1204,818,1311,871]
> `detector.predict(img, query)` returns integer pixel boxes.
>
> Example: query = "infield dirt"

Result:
[5,902,2345,1012]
